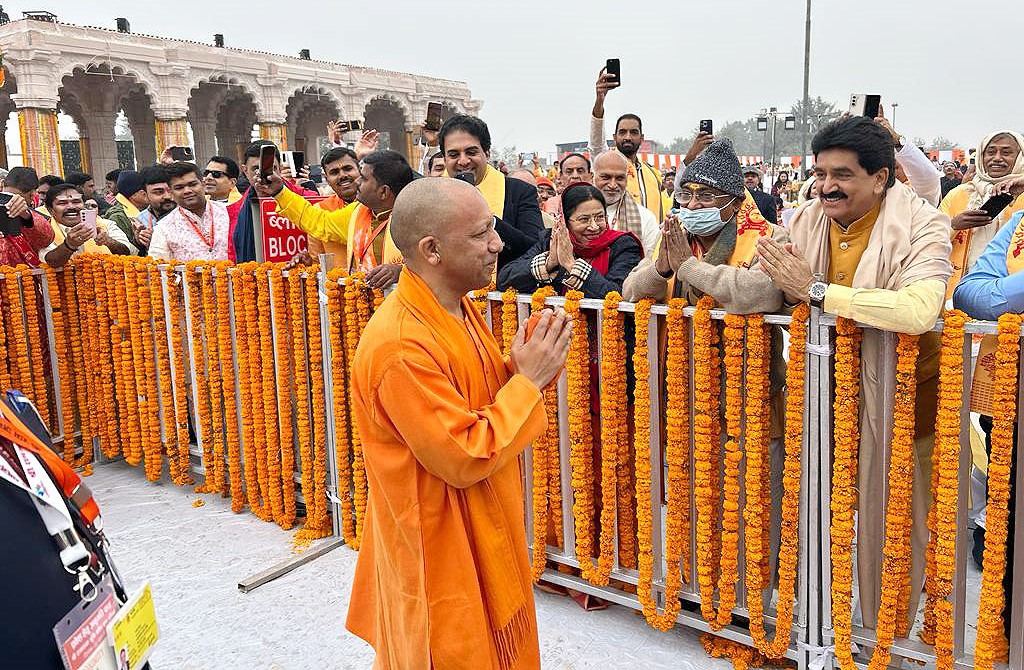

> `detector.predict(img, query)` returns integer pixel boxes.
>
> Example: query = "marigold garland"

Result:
[593,291,626,585]
[693,295,724,626]
[20,270,51,429]
[214,263,244,510]
[830,317,862,669]
[3,266,28,394]
[328,268,357,545]
[90,258,118,459]
[563,290,597,579]
[665,298,691,580]
[103,260,128,459]
[46,266,76,464]
[267,266,296,529]
[500,287,519,357]
[241,265,272,521]
[0,266,12,395]
[700,633,789,670]
[345,273,368,547]
[974,312,1022,670]
[165,270,194,485]
[62,262,92,468]
[915,310,964,668]
[298,267,332,540]
[122,260,147,468]
[289,270,314,531]
[257,265,284,519]
[470,284,493,319]
[135,260,165,482]
[185,262,214,488]
[614,299,636,570]
[72,258,100,470]
[529,287,559,580]
[149,265,181,484]
[747,306,806,657]
[111,258,141,466]
[634,297,688,631]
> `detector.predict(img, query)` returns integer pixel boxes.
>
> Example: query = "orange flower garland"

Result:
[122,260,147,468]
[135,260,164,481]
[165,270,194,485]
[470,285,492,319]
[345,273,368,547]
[242,265,272,521]
[864,333,919,670]
[919,310,965,668]
[267,266,296,529]
[0,267,11,395]
[665,297,691,580]
[71,258,98,470]
[46,266,77,464]
[974,312,1022,670]
[185,263,214,488]
[563,289,596,578]
[635,297,687,631]
[594,291,626,585]
[328,268,357,545]
[289,269,315,532]
[216,263,244,510]
[90,258,118,458]
[149,265,181,484]
[21,270,51,429]
[257,265,284,519]
[62,262,91,468]
[500,287,518,357]
[199,263,228,492]
[830,317,862,668]
[3,266,28,394]
[299,267,332,539]
[700,633,789,670]
[529,287,558,580]
[111,259,141,466]
[614,300,636,571]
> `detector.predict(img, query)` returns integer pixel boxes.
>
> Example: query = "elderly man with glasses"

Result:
[622,138,786,313]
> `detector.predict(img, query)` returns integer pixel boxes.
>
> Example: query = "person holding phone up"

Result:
[940,130,1024,299]
[41,184,133,268]
[0,167,54,268]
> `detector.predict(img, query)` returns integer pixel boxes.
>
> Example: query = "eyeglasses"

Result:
[674,189,734,206]
[569,213,607,226]
[204,170,227,179]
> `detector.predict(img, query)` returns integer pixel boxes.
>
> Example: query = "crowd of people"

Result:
[4,62,1024,669]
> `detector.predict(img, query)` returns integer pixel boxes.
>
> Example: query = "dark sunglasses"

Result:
[203,170,227,179]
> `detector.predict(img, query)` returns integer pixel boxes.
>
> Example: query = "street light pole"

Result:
[800,0,812,171]
[891,101,898,128]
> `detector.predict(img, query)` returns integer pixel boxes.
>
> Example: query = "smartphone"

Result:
[80,208,98,234]
[170,145,195,162]
[605,58,620,84]
[453,171,477,186]
[338,119,364,133]
[520,152,535,162]
[0,192,16,236]
[259,143,277,180]
[980,193,1014,219]
[849,94,881,119]
[699,119,713,135]
[425,102,444,132]
[970,158,976,165]
[282,150,305,175]
[308,164,324,184]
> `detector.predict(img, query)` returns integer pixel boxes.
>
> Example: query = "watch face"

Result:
[809,282,827,301]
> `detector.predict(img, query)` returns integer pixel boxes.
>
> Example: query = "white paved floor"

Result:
[90,461,730,670]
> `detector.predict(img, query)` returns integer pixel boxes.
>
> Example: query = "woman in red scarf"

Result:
[498,183,642,299]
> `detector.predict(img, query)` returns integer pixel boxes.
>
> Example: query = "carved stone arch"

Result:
[285,84,343,162]
[363,93,410,159]
[188,74,262,163]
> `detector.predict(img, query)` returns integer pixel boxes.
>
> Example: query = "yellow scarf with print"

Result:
[475,164,506,219]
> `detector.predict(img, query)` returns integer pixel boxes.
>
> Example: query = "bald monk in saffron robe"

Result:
[346,176,573,669]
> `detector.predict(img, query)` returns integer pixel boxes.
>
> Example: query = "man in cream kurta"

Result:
[347,177,572,669]
[758,116,952,633]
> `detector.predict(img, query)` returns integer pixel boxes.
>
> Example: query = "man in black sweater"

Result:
[437,115,544,269]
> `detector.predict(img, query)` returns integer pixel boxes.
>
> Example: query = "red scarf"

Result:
[570,228,642,275]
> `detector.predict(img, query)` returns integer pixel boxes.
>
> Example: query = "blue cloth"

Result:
[953,210,1024,320]
[233,187,257,263]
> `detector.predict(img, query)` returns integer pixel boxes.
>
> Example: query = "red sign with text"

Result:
[258,196,327,263]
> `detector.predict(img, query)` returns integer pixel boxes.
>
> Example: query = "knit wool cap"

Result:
[680,138,746,198]
[116,170,145,197]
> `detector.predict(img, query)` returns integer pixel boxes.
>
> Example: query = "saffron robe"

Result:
[347,268,547,670]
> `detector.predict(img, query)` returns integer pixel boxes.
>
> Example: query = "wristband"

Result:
[62,238,81,252]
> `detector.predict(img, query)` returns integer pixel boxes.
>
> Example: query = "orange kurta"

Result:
[347,268,547,670]
[308,193,348,260]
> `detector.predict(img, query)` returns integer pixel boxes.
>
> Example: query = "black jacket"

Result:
[496,177,545,269]
[497,228,642,300]
[747,188,778,224]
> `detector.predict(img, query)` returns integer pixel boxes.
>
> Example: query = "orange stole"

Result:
[970,218,1024,414]
[725,192,771,268]
[308,195,348,261]
[346,204,402,273]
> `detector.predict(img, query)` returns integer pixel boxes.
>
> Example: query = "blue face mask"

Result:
[676,204,732,237]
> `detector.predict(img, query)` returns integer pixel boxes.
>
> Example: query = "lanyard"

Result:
[0,435,97,601]
[178,204,216,250]
[354,215,391,270]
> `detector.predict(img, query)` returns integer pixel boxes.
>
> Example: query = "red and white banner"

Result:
[257,196,327,264]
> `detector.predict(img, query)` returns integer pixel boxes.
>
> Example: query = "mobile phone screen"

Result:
[605,58,620,83]
[259,145,277,178]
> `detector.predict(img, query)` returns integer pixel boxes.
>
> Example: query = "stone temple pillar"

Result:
[155,116,189,157]
[80,107,120,178]
[190,114,217,165]
[258,122,288,150]
[17,107,64,176]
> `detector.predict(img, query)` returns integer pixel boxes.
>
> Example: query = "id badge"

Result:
[52,575,119,670]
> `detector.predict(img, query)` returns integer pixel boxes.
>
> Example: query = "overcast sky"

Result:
[14,0,1021,154]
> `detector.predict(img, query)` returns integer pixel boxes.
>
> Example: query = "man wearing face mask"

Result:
[940,131,1024,299]
[622,138,786,312]
[757,116,952,637]
[593,151,660,257]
